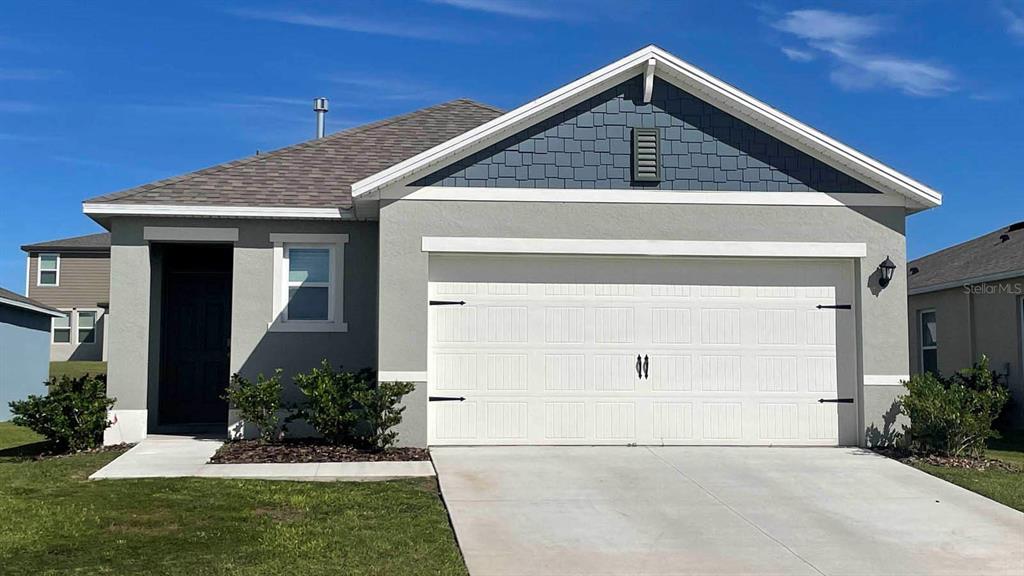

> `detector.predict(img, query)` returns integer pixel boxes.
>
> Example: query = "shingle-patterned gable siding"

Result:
[416,76,879,193]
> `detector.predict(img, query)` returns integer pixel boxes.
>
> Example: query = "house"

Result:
[0,287,64,420]
[83,45,941,447]
[908,222,1024,426]
[21,233,111,363]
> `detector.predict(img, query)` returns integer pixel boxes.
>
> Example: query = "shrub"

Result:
[291,360,415,451]
[222,370,286,443]
[900,356,1009,458]
[9,374,115,452]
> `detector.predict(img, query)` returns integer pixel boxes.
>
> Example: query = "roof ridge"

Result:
[86,99,500,204]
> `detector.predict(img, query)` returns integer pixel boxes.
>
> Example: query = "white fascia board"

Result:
[0,296,65,317]
[908,269,1024,295]
[401,187,906,207]
[422,237,867,258]
[352,44,940,211]
[83,203,348,220]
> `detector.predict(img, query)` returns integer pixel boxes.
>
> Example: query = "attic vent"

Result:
[1008,221,1024,233]
[632,128,661,182]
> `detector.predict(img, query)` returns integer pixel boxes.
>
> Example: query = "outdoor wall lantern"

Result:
[878,256,897,288]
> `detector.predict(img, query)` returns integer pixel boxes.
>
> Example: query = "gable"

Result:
[416,76,878,193]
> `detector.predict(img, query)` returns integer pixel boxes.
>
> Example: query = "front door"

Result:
[158,244,233,427]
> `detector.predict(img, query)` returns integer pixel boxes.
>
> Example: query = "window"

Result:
[37,253,59,286]
[919,309,937,374]
[270,233,348,332]
[52,314,71,344]
[77,311,97,344]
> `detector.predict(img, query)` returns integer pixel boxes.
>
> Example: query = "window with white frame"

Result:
[37,253,59,286]
[77,310,97,344]
[52,314,71,343]
[270,233,348,332]
[919,309,937,374]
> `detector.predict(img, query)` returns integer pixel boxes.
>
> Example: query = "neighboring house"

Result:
[21,233,111,363]
[0,287,64,420]
[908,222,1024,426]
[83,45,941,447]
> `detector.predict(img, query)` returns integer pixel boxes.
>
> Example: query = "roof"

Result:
[352,45,941,212]
[21,232,110,253]
[0,287,64,317]
[908,222,1024,295]
[83,99,502,212]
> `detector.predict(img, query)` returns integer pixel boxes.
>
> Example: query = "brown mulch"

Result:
[209,440,430,464]
[873,447,1020,472]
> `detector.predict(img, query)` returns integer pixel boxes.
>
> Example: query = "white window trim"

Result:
[51,310,72,345]
[37,253,60,287]
[76,309,100,344]
[919,308,937,373]
[269,233,348,333]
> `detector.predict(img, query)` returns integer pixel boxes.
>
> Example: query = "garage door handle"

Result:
[429,300,466,306]
[818,398,854,403]
[643,355,649,379]
[636,355,643,379]
[429,396,466,402]
[816,304,852,310]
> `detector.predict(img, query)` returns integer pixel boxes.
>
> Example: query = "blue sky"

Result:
[1,0,1022,292]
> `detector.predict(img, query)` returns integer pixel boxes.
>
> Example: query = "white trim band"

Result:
[864,375,909,386]
[400,187,905,207]
[85,203,348,220]
[379,371,428,382]
[422,237,867,258]
[144,226,239,243]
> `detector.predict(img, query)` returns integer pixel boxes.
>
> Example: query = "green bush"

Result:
[292,360,414,451]
[901,356,1009,458]
[222,370,286,443]
[9,374,116,452]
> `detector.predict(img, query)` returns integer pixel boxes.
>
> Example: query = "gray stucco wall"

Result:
[378,200,909,446]
[106,217,379,433]
[0,306,52,420]
[416,76,879,193]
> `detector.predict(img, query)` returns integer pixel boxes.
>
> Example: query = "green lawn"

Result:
[908,430,1024,512]
[0,422,467,575]
[49,361,107,379]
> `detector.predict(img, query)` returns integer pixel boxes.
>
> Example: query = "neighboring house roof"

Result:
[82,99,503,215]
[352,45,941,212]
[0,287,64,317]
[908,222,1024,295]
[21,232,111,253]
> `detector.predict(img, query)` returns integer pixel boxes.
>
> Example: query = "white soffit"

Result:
[351,45,941,211]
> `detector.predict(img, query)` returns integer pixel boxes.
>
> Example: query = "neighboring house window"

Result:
[269,233,348,332]
[52,314,71,343]
[78,311,97,344]
[919,309,938,374]
[37,253,59,286]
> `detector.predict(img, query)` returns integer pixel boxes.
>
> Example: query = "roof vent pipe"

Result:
[313,97,329,139]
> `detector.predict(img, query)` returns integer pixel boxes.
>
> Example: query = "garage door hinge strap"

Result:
[429,300,466,306]
[818,398,855,403]
[816,304,852,310]
[429,396,466,402]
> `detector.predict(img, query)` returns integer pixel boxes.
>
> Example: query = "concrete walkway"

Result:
[90,435,435,481]
[433,446,1024,576]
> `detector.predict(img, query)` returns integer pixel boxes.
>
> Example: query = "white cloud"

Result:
[780,47,815,62]
[1000,3,1024,40]
[227,8,466,42]
[428,0,563,20]
[773,10,956,97]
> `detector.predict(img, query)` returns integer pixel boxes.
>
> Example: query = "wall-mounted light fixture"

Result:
[878,256,896,288]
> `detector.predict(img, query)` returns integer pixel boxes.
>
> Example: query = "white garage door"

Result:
[427,255,856,446]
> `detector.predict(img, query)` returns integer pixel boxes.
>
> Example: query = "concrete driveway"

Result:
[432,447,1024,576]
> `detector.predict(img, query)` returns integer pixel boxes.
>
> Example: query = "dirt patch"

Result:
[874,448,1021,472]
[210,440,430,464]
[253,507,305,523]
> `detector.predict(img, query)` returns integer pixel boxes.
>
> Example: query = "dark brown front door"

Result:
[158,244,232,427]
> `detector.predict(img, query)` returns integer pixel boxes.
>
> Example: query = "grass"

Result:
[0,422,467,575]
[908,430,1024,512]
[49,361,107,379]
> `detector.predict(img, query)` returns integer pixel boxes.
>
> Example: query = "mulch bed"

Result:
[873,447,1020,472]
[210,440,431,464]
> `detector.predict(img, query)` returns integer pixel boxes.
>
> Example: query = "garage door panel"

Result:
[428,256,852,446]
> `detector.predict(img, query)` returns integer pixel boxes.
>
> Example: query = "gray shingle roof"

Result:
[0,287,63,316]
[21,232,110,252]
[85,99,503,209]
[908,222,1024,293]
